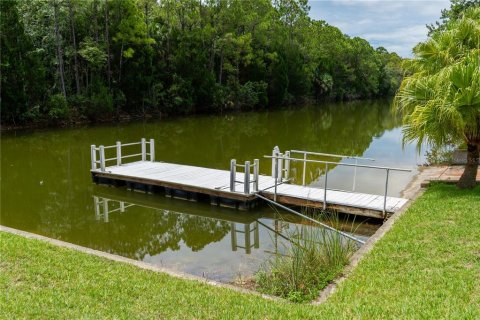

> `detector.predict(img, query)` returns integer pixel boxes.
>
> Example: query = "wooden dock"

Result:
[90,139,411,219]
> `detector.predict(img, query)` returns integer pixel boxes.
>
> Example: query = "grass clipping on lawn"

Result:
[255,211,359,302]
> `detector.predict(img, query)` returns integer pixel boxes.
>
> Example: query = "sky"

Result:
[308,0,451,57]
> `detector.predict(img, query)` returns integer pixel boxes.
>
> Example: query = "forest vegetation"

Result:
[1,0,403,126]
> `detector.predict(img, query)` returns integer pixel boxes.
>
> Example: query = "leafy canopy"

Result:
[395,7,480,148]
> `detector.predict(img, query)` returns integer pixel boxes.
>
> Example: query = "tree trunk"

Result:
[144,1,150,38]
[457,143,479,189]
[104,0,111,89]
[118,42,124,83]
[93,0,99,43]
[53,0,67,99]
[67,0,80,94]
[219,50,223,85]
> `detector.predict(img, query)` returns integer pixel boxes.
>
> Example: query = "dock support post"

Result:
[99,145,106,172]
[149,139,155,162]
[230,159,236,192]
[383,169,390,217]
[141,138,146,161]
[91,145,97,170]
[284,151,290,181]
[302,152,307,186]
[116,141,122,166]
[253,159,259,192]
[323,163,329,210]
[244,161,251,194]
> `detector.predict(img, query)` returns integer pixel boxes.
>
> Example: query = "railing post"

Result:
[383,169,390,217]
[274,157,278,201]
[99,145,106,172]
[302,152,307,186]
[91,145,97,170]
[284,151,290,181]
[116,141,122,166]
[244,161,251,194]
[149,139,155,162]
[141,138,146,161]
[277,153,283,183]
[323,163,329,210]
[230,159,236,192]
[253,159,259,192]
[271,146,280,178]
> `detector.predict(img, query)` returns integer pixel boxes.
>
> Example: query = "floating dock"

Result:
[90,139,410,219]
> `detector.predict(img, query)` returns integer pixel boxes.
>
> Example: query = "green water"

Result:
[1,101,424,282]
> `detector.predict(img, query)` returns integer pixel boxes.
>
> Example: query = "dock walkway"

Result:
[90,139,410,219]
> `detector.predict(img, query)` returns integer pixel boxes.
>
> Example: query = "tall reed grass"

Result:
[255,209,360,302]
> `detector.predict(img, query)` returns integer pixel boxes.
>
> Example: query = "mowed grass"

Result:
[1,183,479,319]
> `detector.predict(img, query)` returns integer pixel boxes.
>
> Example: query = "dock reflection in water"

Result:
[91,190,375,282]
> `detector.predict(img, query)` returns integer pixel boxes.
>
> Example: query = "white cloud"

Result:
[308,0,450,57]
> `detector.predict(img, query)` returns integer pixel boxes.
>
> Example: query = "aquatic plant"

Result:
[255,209,360,302]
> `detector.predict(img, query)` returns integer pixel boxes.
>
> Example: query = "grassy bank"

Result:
[1,183,479,319]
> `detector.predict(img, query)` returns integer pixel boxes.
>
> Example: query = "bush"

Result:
[47,94,70,121]
[20,105,41,122]
[81,84,114,119]
[237,81,268,109]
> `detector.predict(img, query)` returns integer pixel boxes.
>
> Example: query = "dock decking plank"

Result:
[92,160,409,216]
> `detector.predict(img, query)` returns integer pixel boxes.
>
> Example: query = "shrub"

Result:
[47,94,70,121]
[20,105,41,122]
[255,210,359,302]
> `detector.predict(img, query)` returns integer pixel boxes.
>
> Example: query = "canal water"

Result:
[1,100,425,282]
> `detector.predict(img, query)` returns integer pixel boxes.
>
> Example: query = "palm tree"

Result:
[395,7,480,189]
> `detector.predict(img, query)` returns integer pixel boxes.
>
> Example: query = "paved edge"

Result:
[0,225,282,302]
[313,166,434,305]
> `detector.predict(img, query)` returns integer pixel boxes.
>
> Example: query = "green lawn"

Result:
[1,183,479,319]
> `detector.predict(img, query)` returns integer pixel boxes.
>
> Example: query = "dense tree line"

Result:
[1,0,403,125]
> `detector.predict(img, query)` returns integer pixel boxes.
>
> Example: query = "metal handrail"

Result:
[265,155,411,172]
[230,159,260,194]
[265,153,412,216]
[255,194,365,244]
[288,149,375,188]
[290,150,375,161]
[91,138,155,172]
[93,141,152,151]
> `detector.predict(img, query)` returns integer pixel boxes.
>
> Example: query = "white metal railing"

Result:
[289,149,375,190]
[272,147,375,187]
[265,147,412,216]
[229,159,260,194]
[91,138,155,172]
